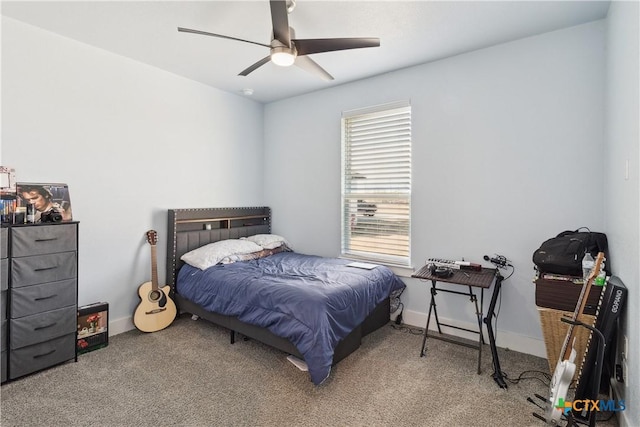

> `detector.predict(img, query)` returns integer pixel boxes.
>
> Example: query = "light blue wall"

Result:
[1,17,265,326]
[603,2,640,426]
[264,21,606,355]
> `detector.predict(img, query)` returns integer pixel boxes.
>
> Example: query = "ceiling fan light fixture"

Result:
[271,46,296,67]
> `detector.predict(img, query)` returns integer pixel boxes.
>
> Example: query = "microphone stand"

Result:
[484,268,507,388]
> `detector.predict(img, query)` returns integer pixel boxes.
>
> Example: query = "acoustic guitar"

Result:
[545,252,605,425]
[133,230,177,332]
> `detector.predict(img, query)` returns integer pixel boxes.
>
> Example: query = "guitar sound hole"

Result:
[149,290,162,302]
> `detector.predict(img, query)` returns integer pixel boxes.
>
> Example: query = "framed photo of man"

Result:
[16,182,73,223]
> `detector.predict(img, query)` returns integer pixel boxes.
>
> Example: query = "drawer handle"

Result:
[34,266,58,272]
[34,294,58,301]
[35,237,58,242]
[34,322,57,331]
[33,349,56,359]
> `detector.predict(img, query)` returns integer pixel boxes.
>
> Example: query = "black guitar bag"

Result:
[532,228,610,276]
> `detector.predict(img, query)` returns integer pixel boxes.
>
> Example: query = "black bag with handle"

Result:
[532,228,610,277]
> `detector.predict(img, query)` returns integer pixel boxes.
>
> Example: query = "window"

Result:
[341,101,411,266]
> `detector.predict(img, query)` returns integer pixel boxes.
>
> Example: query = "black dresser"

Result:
[1,222,78,382]
[1,228,8,382]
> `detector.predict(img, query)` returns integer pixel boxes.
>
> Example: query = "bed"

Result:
[166,207,405,384]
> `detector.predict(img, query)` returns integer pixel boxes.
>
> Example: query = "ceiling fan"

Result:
[178,0,380,81]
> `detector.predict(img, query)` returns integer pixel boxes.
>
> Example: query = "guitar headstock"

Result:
[146,230,158,246]
[588,252,605,283]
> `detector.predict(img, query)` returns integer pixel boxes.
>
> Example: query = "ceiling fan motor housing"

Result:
[270,35,297,66]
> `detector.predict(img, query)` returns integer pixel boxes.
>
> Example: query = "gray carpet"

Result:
[0,315,618,426]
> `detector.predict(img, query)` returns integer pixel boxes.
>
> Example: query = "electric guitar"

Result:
[545,252,605,425]
[133,230,177,332]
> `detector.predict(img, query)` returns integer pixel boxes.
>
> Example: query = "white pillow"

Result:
[244,234,291,250]
[219,245,289,265]
[181,239,263,270]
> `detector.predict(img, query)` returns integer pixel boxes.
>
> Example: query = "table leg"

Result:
[471,286,483,374]
[420,282,438,357]
[480,289,486,345]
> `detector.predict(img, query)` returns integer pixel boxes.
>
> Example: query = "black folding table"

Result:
[412,265,507,388]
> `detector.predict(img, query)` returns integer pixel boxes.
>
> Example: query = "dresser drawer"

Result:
[9,333,75,379]
[11,252,76,288]
[1,258,7,290]
[1,319,6,352]
[1,228,7,258]
[11,224,77,257]
[10,305,76,349]
[1,290,6,320]
[11,279,76,318]
[1,350,6,383]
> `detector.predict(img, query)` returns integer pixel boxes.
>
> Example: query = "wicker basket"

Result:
[538,307,595,381]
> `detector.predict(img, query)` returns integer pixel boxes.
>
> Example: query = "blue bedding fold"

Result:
[176,252,405,384]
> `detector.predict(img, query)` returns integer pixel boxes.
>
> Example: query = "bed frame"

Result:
[166,207,390,365]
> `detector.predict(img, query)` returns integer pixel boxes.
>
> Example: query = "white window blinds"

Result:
[341,101,411,266]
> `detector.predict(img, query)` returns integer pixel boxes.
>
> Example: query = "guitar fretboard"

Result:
[150,244,159,291]
[558,253,603,362]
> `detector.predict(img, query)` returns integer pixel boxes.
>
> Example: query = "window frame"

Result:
[340,100,412,268]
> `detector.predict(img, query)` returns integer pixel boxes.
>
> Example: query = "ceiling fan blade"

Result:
[295,56,334,81]
[178,27,271,49]
[270,0,291,47]
[293,38,380,56]
[238,56,272,77]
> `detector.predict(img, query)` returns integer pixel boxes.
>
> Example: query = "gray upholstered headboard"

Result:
[166,207,271,288]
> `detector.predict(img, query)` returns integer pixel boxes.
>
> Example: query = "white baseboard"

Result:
[615,410,629,427]
[108,316,136,337]
[401,308,548,359]
[609,378,628,427]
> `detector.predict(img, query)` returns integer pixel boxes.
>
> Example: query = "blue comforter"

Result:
[176,252,405,384]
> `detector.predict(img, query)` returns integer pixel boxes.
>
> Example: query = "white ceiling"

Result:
[2,0,611,103]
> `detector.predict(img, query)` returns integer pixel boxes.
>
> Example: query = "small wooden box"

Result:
[77,302,108,354]
[535,277,602,315]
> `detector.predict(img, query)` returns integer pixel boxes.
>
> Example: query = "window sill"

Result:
[339,256,414,278]
[386,264,415,278]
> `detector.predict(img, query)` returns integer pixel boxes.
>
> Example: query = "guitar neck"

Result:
[150,244,159,291]
[558,252,604,361]
[559,280,591,359]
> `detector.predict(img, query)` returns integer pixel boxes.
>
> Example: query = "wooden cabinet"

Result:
[2,223,78,381]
